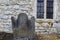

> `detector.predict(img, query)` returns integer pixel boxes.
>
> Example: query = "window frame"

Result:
[37,0,44,18]
[37,0,54,19]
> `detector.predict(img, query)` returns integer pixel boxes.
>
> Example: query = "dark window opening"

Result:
[46,0,53,19]
[37,0,44,18]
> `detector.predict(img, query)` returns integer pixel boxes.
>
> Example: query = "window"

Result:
[37,0,53,19]
[37,0,44,18]
[46,0,53,19]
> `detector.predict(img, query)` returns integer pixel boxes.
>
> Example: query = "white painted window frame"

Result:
[33,0,57,19]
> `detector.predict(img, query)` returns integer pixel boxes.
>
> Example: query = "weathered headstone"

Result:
[11,17,17,28]
[28,16,35,38]
[11,13,35,40]
[11,16,19,38]
[17,13,28,37]
[17,13,28,28]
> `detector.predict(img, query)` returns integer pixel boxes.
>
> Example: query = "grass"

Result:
[34,33,60,40]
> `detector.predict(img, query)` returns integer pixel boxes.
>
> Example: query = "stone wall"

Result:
[54,0,60,34]
[0,0,34,33]
[0,0,60,34]
[56,0,60,19]
[35,0,60,34]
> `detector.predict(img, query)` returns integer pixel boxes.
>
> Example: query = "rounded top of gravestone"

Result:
[18,13,28,17]
[17,13,28,27]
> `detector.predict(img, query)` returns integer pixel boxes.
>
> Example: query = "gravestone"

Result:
[28,16,35,38]
[11,13,35,40]
[11,17,17,28]
[17,13,28,37]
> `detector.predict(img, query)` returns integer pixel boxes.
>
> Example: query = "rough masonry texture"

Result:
[0,0,60,34]
[0,0,34,33]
